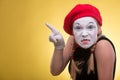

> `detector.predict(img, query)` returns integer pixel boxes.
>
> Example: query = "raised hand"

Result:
[45,22,65,49]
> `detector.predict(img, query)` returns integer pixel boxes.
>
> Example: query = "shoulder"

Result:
[95,39,115,63]
[94,36,116,79]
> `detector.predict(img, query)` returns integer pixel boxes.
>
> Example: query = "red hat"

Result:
[63,4,102,35]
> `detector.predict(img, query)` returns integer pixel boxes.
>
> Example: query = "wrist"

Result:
[55,46,65,50]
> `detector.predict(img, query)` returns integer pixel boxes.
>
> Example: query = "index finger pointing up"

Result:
[45,22,58,33]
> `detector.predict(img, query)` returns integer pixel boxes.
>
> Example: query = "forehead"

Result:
[73,17,97,25]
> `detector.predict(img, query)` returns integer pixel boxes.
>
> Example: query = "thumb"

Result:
[49,33,57,43]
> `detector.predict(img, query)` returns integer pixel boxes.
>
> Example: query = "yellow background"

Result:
[0,0,120,80]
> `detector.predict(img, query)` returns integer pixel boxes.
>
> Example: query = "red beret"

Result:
[63,4,102,35]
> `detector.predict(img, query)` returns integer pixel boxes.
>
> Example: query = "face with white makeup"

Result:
[73,17,99,49]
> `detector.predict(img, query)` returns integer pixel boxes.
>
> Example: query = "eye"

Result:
[74,26,83,30]
[87,25,95,30]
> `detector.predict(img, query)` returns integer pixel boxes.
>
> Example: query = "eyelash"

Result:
[87,25,95,30]
[74,26,94,29]
[75,26,83,30]
[88,25,93,28]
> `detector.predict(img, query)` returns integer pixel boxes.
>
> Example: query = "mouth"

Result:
[81,39,90,44]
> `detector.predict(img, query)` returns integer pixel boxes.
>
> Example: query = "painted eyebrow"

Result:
[74,23,81,26]
[87,22,96,26]
[88,22,94,24]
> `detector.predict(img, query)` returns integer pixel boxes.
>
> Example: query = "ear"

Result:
[97,26,102,37]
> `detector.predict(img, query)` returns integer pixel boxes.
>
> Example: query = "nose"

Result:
[81,30,88,37]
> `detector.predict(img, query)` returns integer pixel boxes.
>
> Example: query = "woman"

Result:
[46,4,116,80]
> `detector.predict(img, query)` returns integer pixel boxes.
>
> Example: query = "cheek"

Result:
[90,31,98,42]
[73,32,81,39]
[73,31,78,36]
[92,32,97,37]
[89,30,97,36]
[73,30,82,36]
[73,32,79,41]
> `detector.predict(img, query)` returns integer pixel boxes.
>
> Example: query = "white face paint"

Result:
[73,17,98,49]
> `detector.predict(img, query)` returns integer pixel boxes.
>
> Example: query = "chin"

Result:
[80,44,92,49]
